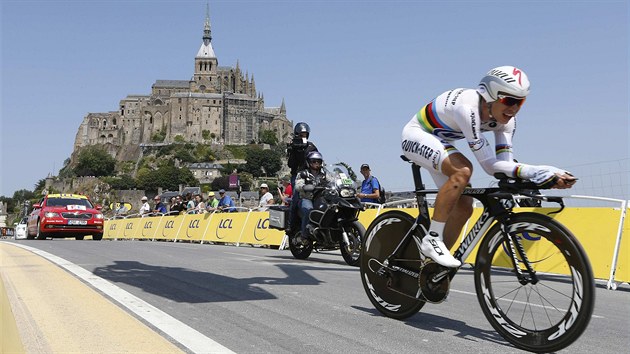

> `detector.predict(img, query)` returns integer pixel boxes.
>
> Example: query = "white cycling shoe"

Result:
[420,232,461,268]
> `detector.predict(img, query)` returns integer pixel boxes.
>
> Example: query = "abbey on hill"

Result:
[73,8,293,162]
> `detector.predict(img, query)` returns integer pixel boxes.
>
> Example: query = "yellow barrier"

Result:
[238,212,286,246]
[104,207,629,285]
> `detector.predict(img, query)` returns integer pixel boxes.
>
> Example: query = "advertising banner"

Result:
[203,212,248,243]
[239,211,285,246]
[157,215,187,241]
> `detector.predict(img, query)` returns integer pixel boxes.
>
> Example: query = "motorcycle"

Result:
[269,167,365,266]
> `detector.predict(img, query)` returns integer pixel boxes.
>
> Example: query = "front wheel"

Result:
[36,220,47,240]
[339,221,365,266]
[360,210,426,320]
[474,212,595,353]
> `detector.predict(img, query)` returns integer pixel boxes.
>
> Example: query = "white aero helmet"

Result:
[477,66,530,102]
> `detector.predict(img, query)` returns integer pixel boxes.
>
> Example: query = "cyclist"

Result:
[401,66,577,268]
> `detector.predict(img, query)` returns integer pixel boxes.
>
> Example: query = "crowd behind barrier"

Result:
[104,201,629,290]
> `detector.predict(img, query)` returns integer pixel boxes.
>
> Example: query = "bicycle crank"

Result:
[419,262,450,303]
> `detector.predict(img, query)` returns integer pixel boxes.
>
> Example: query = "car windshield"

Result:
[45,198,93,208]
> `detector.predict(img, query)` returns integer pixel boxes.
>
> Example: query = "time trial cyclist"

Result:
[401,65,577,268]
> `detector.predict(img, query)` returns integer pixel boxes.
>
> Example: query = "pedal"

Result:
[419,263,450,303]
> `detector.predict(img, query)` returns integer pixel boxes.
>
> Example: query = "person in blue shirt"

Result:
[358,164,381,203]
[217,189,236,212]
[152,195,167,214]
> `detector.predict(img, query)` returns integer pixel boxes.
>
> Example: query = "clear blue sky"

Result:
[2,0,628,201]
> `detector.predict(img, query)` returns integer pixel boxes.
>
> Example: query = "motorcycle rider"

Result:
[294,151,333,241]
[287,122,319,232]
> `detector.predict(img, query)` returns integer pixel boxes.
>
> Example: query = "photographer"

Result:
[287,122,318,232]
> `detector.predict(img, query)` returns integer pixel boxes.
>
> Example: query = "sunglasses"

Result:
[497,94,526,108]
[309,160,323,164]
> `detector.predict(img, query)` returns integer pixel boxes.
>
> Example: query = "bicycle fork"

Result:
[501,220,539,285]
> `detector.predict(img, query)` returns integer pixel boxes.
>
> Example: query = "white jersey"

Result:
[402,88,541,184]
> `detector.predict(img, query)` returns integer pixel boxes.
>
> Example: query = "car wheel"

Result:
[36,220,47,240]
[92,233,103,241]
[75,236,85,240]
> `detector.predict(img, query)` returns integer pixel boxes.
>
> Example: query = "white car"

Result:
[15,217,28,240]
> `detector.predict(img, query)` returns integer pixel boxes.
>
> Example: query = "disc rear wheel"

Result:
[360,210,426,319]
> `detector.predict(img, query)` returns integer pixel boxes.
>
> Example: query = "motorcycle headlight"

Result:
[340,189,355,198]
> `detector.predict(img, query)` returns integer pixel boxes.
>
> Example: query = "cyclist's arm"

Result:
[453,106,566,185]
[493,122,515,162]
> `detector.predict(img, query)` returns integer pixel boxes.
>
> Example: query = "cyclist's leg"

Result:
[402,121,466,267]
[444,195,473,249]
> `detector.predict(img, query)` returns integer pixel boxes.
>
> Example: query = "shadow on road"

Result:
[352,305,511,348]
[93,260,342,304]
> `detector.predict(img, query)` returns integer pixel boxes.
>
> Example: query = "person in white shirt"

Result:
[140,196,151,215]
[258,183,275,209]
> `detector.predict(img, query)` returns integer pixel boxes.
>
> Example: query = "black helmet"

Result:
[294,122,311,138]
[306,151,323,162]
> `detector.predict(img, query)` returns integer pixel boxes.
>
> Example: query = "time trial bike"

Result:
[360,157,595,353]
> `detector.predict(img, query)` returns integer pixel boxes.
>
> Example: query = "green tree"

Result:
[151,126,166,142]
[243,147,282,177]
[136,163,198,192]
[193,144,215,161]
[33,178,46,195]
[172,144,195,163]
[259,129,279,146]
[101,174,136,190]
[74,145,116,177]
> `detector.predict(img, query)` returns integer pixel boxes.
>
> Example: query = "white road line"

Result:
[8,242,235,354]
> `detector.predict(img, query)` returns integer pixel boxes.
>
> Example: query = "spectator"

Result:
[206,192,220,212]
[258,183,275,209]
[169,195,186,215]
[217,189,236,212]
[185,192,196,213]
[194,194,206,213]
[278,177,292,206]
[357,164,381,203]
[152,195,167,214]
[140,196,151,215]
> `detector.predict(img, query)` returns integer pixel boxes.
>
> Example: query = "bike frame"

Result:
[387,161,548,282]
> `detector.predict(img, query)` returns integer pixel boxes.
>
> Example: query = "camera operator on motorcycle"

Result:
[401,65,577,268]
[294,151,333,243]
[287,122,319,232]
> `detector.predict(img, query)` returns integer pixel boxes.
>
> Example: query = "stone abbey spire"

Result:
[193,4,218,93]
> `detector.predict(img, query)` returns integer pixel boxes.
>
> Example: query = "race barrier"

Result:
[105,205,629,289]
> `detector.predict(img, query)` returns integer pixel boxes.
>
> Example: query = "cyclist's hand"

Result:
[531,166,576,189]
[556,173,578,189]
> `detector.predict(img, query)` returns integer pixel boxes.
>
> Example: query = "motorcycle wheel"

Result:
[340,221,365,267]
[289,231,313,260]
